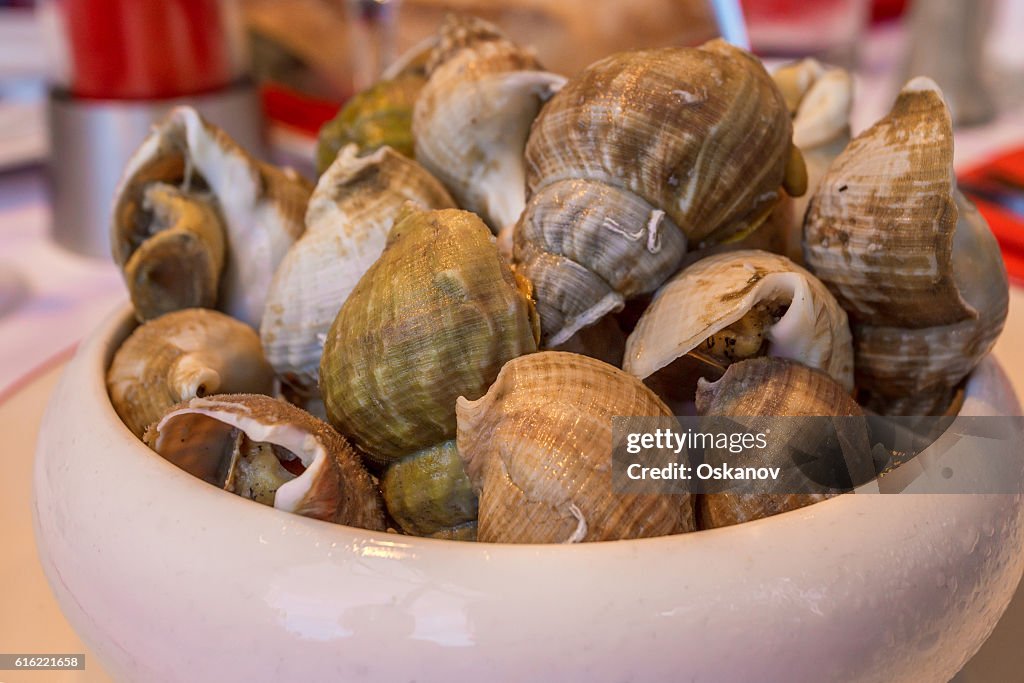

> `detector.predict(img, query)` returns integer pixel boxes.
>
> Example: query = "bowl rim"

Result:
[87,303,1023,551]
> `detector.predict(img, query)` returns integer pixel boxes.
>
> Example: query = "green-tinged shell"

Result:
[144,393,386,530]
[695,357,868,529]
[456,351,697,544]
[315,71,425,174]
[320,204,539,468]
[428,522,477,541]
[380,440,478,536]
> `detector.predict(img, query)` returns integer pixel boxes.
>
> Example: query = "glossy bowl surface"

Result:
[34,306,1024,682]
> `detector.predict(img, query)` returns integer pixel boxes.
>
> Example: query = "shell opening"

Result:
[152,404,327,514]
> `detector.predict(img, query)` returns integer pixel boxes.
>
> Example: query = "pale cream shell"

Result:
[766,60,853,264]
[260,145,455,394]
[624,250,854,391]
[413,18,565,232]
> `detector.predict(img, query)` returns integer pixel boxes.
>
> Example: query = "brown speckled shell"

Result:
[514,39,795,347]
[695,357,866,529]
[107,309,274,438]
[803,79,1008,414]
[456,351,696,543]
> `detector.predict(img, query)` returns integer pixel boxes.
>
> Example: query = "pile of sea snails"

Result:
[106,15,1008,543]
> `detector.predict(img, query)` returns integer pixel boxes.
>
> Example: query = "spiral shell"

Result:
[380,440,478,537]
[695,357,868,529]
[413,14,566,233]
[456,351,696,543]
[851,191,1009,414]
[144,394,386,529]
[514,39,801,346]
[319,204,539,469]
[624,250,854,392]
[803,78,1008,414]
[112,106,312,327]
[261,145,455,395]
[107,309,274,438]
[767,59,854,263]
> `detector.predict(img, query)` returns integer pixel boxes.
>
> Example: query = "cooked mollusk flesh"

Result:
[144,394,386,529]
[413,14,566,233]
[107,309,274,438]
[515,39,801,346]
[624,250,854,392]
[696,357,868,529]
[260,145,455,395]
[112,106,311,328]
[456,351,696,543]
[804,78,1008,414]
[319,204,539,469]
[116,182,226,322]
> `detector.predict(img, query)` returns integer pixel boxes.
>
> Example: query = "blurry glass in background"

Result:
[738,0,870,68]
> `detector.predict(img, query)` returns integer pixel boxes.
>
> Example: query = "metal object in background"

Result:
[47,82,264,260]
[902,0,995,127]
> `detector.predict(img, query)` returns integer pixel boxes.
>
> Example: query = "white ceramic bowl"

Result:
[34,306,1024,683]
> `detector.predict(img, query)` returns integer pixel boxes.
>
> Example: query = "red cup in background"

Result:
[50,0,246,100]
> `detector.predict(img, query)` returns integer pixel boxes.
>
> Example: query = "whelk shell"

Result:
[260,145,455,395]
[380,440,478,537]
[624,250,854,393]
[514,39,802,347]
[803,77,1008,414]
[107,308,274,438]
[413,14,566,234]
[695,357,868,529]
[767,59,854,264]
[319,204,539,468]
[144,393,386,529]
[112,106,312,328]
[456,351,697,544]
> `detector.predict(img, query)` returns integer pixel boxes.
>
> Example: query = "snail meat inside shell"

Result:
[145,394,386,529]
